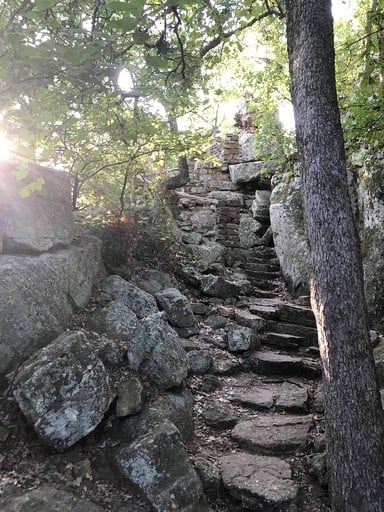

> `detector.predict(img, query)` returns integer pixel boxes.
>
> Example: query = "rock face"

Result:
[238,215,263,248]
[0,161,73,253]
[0,236,102,378]
[221,452,298,511]
[13,331,116,451]
[116,421,208,512]
[270,175,310,294]
[127,312,188,389]
[356,158,384,328]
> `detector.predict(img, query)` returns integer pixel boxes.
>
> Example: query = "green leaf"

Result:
[19,185,32,199]
[13,162,29,181]
[34,0,56,10]
[108,1,133,12]
[145,55,169,68]
[133,32,150,44]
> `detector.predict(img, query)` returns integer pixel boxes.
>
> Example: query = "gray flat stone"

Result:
[229,389,274,411]
[221,452,298,511]
[232,415,313,455]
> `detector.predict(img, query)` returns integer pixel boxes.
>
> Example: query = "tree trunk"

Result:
[285,1,384,510]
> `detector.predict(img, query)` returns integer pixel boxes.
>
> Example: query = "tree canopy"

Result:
[0,0,383,211]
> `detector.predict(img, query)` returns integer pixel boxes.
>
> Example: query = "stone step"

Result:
[267,320,318,344]
[250,351,303,376]
[248,303,280,320]
[231,414,313,455]
[249,351,321,379]
[244,270,281,281]
[247,278,280,291]
[252,289,280,299]
[229,382,309,414]
[279,304,316,327]
[244,260,280,272]
[263,332,306,351]
[220,452,299,511]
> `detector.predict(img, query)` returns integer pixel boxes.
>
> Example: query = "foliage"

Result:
[100,210,182,273]
[0,0,383,212]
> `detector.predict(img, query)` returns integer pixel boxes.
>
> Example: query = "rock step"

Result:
[249,351,321,380]
[229,382,309,414]
[279,304,316,327]
[244,260,280,271]
[246,278,280,291]
[267,320,318,344]
[263,332,307,351]
[244,270,281,281]
[220,452,299,511]
[246,255,279,266]
[248,303,280,320]
[231,414,313,455]
[252,289,281,299]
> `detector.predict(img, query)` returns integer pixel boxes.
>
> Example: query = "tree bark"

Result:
[285,1,384,510]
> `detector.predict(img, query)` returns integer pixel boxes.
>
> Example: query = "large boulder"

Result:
[200,274,242,299]
[13,331,116,451]
[190,208,217,233]
[270,175,310,294]
[99,275,158,318]
[0,236,102,378]
[116,421,208,512]
[356,157,384,328]
[0,160,73,253]
[127,312,188,389]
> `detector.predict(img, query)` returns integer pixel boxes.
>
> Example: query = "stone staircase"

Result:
[189,288,326,511]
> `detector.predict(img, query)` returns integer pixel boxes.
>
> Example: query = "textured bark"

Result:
[286,1,384,511]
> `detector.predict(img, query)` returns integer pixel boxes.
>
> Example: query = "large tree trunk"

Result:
[285,1,384,510]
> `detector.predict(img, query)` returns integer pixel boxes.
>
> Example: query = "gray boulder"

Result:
[88,300,137,340]
[227,325,256,352]
[99,275,158,318]
[121,387,195,444]
[128,312,188,389]
[116,377,144,417]
[0,161,73,253]
[238,215,263,248]
[0,236,102,378]
[0,485,104,512]
[116,421,208,512]
[229,161,279,185]
[13,331,116,450]
[156,288,196,328]
[187,350,214,374]
[270,175,310,294]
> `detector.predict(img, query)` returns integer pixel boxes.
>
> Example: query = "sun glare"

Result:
[0,133,12,161]
[117,68,134,92]
[332,0,355,21]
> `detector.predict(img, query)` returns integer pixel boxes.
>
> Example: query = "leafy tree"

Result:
[286,1,384,510]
